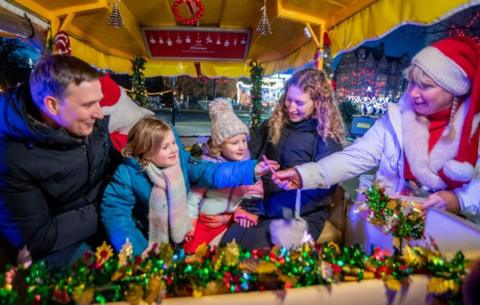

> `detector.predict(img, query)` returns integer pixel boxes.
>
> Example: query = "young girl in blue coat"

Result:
[102,117,277,255]
[184,99,264,253]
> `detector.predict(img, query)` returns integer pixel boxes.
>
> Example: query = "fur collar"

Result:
[400,96,469,190]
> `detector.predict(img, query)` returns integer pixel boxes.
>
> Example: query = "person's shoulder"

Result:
[0,139,41,180]
[120,157,142,170]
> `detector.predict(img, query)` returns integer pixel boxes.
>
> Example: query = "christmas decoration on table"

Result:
[0,238,468,305]
[131,57,148,108]
[354,184,425,251]
[249,60,264,132]
[54,31,71,55]
[171,0,205,26]
[108,0,124,29]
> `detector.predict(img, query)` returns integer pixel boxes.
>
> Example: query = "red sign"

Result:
[142,27,251,61]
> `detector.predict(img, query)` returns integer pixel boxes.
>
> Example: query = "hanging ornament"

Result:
[172,0,205,26]
[108,0,124,29]
[54,31,72,55]
[256,0,272,36]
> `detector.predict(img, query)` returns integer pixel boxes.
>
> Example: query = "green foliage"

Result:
[249,60,264,133]
[131,57,148,108]
[338,99,359,123]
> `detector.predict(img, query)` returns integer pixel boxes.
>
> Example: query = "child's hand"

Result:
[184,218,197,241]
[272,167,303,190]
[238,217,255,228]
[234,208,258,228]
[254,155,279,177]
[184,230,194,241]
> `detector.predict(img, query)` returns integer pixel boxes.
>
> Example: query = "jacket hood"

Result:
[0,82,87,146]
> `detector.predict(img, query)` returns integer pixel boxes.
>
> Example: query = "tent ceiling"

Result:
[8,0,478,77]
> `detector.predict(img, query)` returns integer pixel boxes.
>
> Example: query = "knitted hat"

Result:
[412,37,480,183]
[209,98,249,146]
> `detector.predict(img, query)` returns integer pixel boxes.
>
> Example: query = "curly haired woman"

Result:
[221,68,345,249]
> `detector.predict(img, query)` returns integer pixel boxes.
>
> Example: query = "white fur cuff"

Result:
[443,160,475,182]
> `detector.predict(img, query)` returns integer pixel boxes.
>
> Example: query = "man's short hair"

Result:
[29,55,102,109]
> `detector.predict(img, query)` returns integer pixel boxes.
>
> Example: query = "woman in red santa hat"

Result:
[273,36,480,224]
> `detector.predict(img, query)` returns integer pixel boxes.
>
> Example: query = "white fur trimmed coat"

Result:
[296,96,480,224]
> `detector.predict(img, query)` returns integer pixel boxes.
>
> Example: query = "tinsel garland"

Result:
[249,60,264,133]
[131,57,148,108]
[0,239,466,305]
[354,184,425,251]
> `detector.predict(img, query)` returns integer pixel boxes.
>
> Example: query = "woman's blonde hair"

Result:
[268,69,346,144]
[122,116,172,166]
[404,65,437,89]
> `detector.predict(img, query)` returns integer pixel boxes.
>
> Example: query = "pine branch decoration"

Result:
[131,57,148,108]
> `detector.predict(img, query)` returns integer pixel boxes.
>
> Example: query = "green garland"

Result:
[0,239,466,305]
[131,57,148,108]
[249,60,264,133]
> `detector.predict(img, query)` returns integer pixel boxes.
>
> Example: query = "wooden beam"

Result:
[305,23,320,48]
[276,0,324,25]
[59,13,75,32]
[52,0,108,17]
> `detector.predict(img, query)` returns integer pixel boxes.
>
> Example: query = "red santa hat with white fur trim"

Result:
[412,36,480,184]
[99,74,154,151]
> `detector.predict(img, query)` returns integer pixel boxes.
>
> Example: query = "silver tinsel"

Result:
[256,0,271,36]
[108,0,124,29]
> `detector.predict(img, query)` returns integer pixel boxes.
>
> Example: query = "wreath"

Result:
[172,0,205,25]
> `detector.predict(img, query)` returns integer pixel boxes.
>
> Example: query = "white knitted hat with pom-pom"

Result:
[209,98,249,146]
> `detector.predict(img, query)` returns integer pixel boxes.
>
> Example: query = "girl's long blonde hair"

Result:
[122,116,172,166]
[268,69,346,144]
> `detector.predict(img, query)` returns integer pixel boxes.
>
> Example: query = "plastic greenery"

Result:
[354,184,425,251]
[249,60,264,133]
[131,56,148,108]
[0,238,466,305]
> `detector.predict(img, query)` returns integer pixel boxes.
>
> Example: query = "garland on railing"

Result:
[354,184,425,251]
[0,239,466,305]
[249,60,264,133]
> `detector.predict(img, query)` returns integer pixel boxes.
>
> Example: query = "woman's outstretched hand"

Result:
[417,190,460,213]
[254,155,280,176]
[272,168,303,190]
